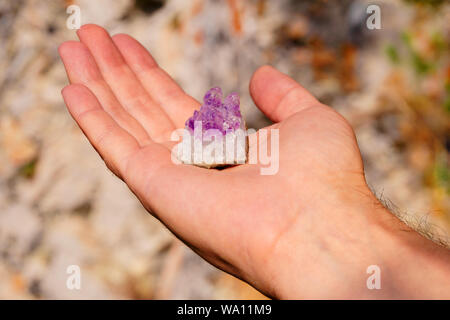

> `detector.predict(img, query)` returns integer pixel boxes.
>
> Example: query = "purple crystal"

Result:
[185,87,242,135]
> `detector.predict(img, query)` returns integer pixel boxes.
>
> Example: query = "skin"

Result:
[59,24,450,299]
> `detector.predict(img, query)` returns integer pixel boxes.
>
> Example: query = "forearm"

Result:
[370,207,450,299]
[264,195,450,299]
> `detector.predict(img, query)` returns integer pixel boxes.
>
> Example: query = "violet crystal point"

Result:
[177,87,248,168]
[185,87,242,135]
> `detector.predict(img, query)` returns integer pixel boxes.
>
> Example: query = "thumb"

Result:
[249,65,320,122]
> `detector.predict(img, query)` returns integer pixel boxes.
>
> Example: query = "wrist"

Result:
[369,204,450,299]
[266,185,450,299]
[261,185,384,299]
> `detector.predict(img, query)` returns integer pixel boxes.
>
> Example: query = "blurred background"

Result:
[0,0,448,299]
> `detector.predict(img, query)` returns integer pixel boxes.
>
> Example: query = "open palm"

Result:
[60,24,375,298]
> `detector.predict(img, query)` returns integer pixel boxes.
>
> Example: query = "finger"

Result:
[112,33,200,127]
[62,83,141,178]
[58,41,151,146]
[77,24,175,142]
[249,65,320,122]
[62,84,238,267]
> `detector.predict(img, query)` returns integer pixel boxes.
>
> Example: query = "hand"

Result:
[59,24,450,299]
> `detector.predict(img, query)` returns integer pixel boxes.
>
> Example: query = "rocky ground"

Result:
[0,0,448,299]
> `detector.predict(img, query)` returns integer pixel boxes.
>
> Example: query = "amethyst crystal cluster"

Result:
[185,87,242,135]
[178,87,247,168]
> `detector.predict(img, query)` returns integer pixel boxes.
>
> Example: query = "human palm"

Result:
[60,24,373,298]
